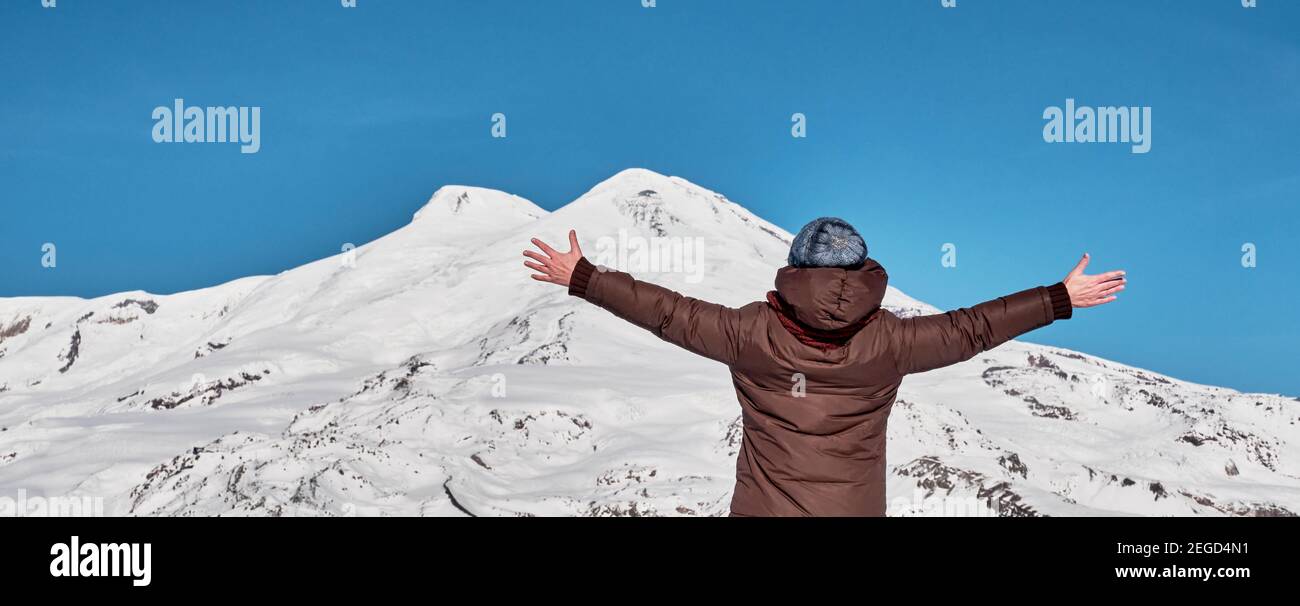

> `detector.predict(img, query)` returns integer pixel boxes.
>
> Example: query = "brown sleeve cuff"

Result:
[1046,282,1072,321]
[568,257,597,299]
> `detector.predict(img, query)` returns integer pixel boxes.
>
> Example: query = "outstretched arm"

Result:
[524,231,745,365]
[892,253,1125,376]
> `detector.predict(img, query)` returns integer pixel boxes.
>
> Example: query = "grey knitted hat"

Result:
[787,217,868,268]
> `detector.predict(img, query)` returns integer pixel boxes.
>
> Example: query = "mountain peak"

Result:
[576,168,711,203]
[412,185,545,223]
[600,167,672,185]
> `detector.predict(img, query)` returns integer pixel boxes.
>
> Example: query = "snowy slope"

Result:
[1,169,1297,517]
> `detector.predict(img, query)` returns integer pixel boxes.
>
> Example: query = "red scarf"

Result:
[765,291,868,350]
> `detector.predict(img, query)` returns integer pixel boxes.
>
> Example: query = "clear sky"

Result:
[1,0,1296,395]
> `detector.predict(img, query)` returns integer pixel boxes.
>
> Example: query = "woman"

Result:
[523,218,1125,516]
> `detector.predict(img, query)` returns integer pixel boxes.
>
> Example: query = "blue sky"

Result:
[1,0,1296,395]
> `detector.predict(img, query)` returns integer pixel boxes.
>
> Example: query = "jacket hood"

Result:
[773,258,889,331]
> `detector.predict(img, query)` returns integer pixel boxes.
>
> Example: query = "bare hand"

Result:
[1063,253,1125,308]
[523,230,583,287]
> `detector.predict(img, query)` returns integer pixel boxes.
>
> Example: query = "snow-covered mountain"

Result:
[1,168,1297,516]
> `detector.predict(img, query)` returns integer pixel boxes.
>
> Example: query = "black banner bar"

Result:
[2,516,1289,595]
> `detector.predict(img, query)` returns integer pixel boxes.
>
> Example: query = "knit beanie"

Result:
[787,217,868,268]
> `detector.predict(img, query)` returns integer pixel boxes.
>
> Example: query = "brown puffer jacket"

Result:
[568,256,1072,516]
